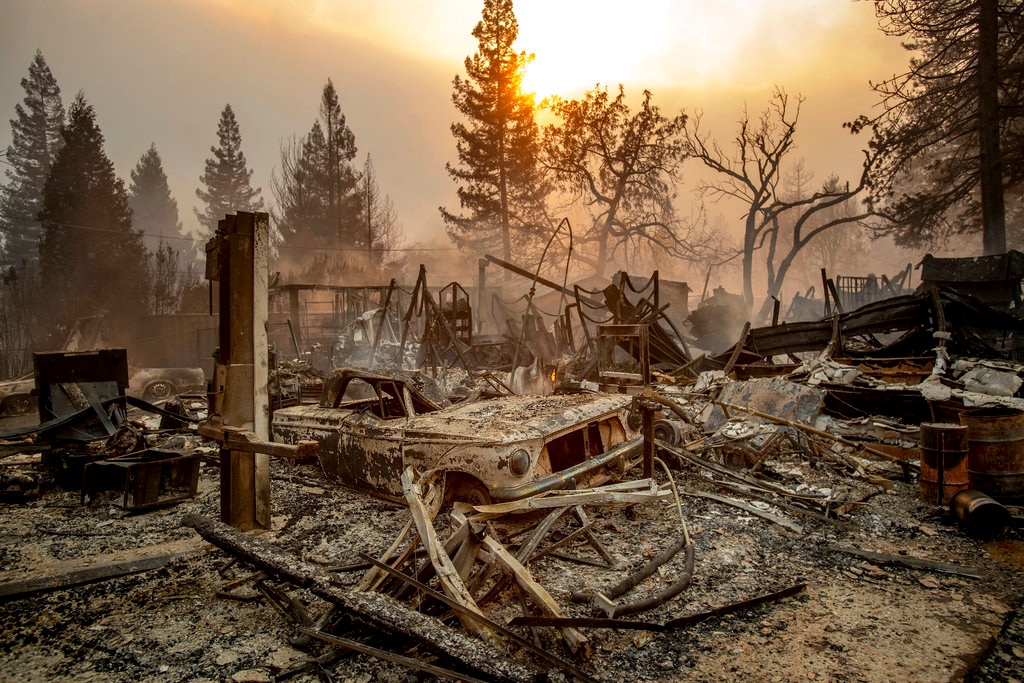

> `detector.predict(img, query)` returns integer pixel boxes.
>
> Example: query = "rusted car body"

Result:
[271,367,641,504]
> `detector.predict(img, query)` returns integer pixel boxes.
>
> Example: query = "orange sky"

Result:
[1,0,910,268]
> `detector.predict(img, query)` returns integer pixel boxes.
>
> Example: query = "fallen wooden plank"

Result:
[827,544,981,579]
[573,505,617,567]
[402,468,494,643]
[482,535,589,654]
[661,582,807,628]
[470,488,671,516]
[0,548,195,601]
[356,517,414,592]
[357,551,598,683]
[181,513,537,683]
[298,627,492,683]
[510,583,807,632]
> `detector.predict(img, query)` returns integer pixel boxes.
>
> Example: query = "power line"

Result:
[4,215,459,251]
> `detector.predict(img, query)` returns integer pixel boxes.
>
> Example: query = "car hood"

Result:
[401,392,633,442]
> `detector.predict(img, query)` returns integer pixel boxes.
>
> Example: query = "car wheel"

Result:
[3,394,33,416]
[445,475,492,507]
[143,380,175,402]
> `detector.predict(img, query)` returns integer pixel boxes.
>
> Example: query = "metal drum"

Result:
[960,407,1024,503]
[919,422,970,505]
[949,489,1010,539]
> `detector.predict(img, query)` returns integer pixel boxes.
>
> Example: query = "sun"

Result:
[515,1,673,99]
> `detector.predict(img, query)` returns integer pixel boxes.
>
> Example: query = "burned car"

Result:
[0,367,205,418]
[127,367,205,403]
[271,367,642,504]
[0,374,34,417]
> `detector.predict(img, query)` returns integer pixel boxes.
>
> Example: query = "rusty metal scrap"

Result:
[81,447,200,511]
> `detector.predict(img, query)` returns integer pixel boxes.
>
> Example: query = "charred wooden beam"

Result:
[357,551,599,683]
[827,545,981,578]
[510,583,807,631]
[181,513,537,683]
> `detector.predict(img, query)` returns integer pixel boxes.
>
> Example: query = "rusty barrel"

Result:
[949,489,1010,539]
[919,422,970,505]
[960,407,1024,503]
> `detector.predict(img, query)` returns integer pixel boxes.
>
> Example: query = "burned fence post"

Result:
[637,393,659,479]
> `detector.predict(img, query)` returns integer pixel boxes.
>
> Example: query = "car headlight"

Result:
[509,448,532,477]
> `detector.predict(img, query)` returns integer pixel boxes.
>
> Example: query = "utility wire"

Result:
[3,215,458,251]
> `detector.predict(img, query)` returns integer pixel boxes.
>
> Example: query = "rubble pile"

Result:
[1,257,1024,681]
[0,386,1022,681]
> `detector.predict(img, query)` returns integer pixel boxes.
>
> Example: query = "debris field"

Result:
[2,251,1024,682]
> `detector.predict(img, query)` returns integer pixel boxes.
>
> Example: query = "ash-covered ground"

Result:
[1,419,1023,683]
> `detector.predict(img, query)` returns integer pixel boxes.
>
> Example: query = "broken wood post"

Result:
[367,278,398,371]
[181,513,537,683]
[200,423,316,531]
[821,267,831,316]
[722,321,751,377]
[639,395,658,479]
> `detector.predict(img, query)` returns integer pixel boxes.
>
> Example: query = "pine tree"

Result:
[38,92,149,335]
[318,80,361,246]
[271,80,363,272]
[0,50,65,269]
[129,143,186,255]
[195,104,263,235]
[851,0,1024,253]
[441,0,549,263]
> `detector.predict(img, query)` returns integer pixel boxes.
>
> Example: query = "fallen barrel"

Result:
[949,489,1010,539]
[960,406,1024,503]
[919,422,970,505]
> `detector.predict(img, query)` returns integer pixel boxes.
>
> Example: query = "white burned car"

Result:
[271,367,641,504]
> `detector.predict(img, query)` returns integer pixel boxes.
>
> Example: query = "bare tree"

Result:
[361,154,403,272]
[544,86,718,277]
[685,88,873,316]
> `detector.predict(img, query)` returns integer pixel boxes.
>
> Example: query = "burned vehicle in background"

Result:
[0,374,34,416]
[271,367,642,504]
[0,366,206,417]
[127,367,205,403]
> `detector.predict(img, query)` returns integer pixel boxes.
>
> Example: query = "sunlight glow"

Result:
[208,0,895,104]
[514,0,867,98]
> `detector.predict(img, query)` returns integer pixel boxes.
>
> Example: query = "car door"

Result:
[336,381,407,499]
